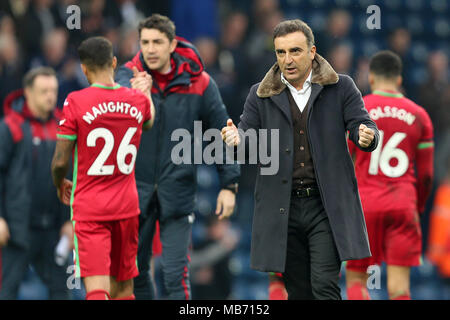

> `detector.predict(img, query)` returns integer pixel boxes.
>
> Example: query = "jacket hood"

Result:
[3,89,61,120]
[3,89,25,116]
[256,53,339,98]
[125,36,204,78]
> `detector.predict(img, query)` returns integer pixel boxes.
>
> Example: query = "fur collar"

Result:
[256,53,339,98]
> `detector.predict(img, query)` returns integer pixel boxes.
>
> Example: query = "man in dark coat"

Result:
[222,19,379,299]
[0,67,72,299]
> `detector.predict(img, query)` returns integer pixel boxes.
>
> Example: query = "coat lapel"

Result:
[270,90,293,127]
[306,83,323,118]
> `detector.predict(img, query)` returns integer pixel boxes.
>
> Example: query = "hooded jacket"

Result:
[0,90,69,248]
[115,37,240,221]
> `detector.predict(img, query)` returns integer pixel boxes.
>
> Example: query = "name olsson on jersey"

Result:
[369,105,416,125]
[82,101,144,125]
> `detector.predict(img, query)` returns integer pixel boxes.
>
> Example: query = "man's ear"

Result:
[397,75,403,87]
[368,73,375,87]
[81,63,87,77]
[112,56,118,70]
[310,45,316,60]
[169,38,178,53]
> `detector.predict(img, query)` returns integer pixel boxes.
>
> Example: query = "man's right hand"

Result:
[0,217,10,247]
[130,66,153,98]
[221,119,240,147]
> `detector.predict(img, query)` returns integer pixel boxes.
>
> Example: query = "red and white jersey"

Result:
[57,83,151,221]
[348,90,434,213]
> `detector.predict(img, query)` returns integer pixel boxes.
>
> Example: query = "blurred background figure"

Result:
[191,216,240,300]
[427,157,450,299]
[316,9,353,58]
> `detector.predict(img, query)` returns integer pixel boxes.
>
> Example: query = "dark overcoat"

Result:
[237,54,380,272]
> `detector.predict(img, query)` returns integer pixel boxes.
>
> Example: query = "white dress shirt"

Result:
[281,70,312,113]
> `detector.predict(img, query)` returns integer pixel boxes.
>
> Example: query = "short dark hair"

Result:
[273,19,315,48]
[23,67,56,88]
[369,50,403,79]
[78,36,113,71]
[138,14,176,42]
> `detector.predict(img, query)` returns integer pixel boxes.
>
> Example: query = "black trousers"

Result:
[282,194,342,300]
[134,194,193,300]
[0,228,70,300]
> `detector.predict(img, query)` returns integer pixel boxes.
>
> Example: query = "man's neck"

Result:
[90,71,115,87]
[288,67,312,91]
[371,83,399,93]
[27,102,50,121]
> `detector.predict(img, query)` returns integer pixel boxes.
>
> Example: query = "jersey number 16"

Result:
[368,130,409,178]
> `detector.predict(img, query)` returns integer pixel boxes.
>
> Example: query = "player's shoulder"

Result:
[118,86,149,103]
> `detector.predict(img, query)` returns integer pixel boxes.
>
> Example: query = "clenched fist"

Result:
[221,119,240,147]
[358,124,375,148]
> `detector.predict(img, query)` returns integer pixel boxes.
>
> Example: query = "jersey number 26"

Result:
[86,127,137,176]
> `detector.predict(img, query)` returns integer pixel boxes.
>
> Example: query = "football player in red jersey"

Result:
[51,37,154,300]
[346,51,434,300]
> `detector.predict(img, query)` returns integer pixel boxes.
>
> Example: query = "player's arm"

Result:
[416,110,435,214]
[51,138,75,205]
[143,95,155,131]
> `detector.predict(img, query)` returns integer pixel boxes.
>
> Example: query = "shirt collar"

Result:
[281,70,312,93]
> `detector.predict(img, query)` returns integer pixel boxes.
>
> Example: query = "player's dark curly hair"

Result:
[138,14,176,42]
[369,50,403,79]
[78,36,113,70]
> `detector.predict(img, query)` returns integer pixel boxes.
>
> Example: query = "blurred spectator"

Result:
[427,158,450,299]
[116,26,139,65]
[418,51,450,184]
[327,43,353,75]
[219,11,251,123]
[0,14,24,117]
[29,28,85,107]
[0,67,72,300]
[191,216,240,300]
[354,57,371,95]
[388,28,414,96]
[316,9,353,58]
[171,0,219,41]
[418,51,450,142]
[246,9,283,84]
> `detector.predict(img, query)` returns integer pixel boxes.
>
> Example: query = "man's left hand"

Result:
[60,220,74,249]
[215,189,236,220]
[358,124,375,148]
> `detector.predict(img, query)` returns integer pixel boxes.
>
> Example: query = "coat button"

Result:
[280,208,285,214]
[285,148,290,153]
[299,130,305,134]
[300,162,305,167]
[282,179,287,184]
[300,146,304,151]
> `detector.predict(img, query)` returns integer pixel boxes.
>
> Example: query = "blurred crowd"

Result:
[0,0,449,299]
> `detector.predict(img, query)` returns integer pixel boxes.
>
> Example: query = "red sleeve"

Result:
[57,96,78,140]
[416,109,434,213]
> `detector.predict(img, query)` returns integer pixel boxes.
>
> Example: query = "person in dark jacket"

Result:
[0,67,72,299]
[115,14,240,300]
[222,19,379,300]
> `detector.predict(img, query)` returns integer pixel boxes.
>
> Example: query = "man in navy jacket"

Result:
[0,67,72,299]
[115,14,240,300]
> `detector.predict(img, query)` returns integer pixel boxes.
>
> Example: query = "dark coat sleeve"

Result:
[0,121,14,219]
[200,76,240,188]
[115,65,134,88]
[341,75,379,152]
[233,84,261,161]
